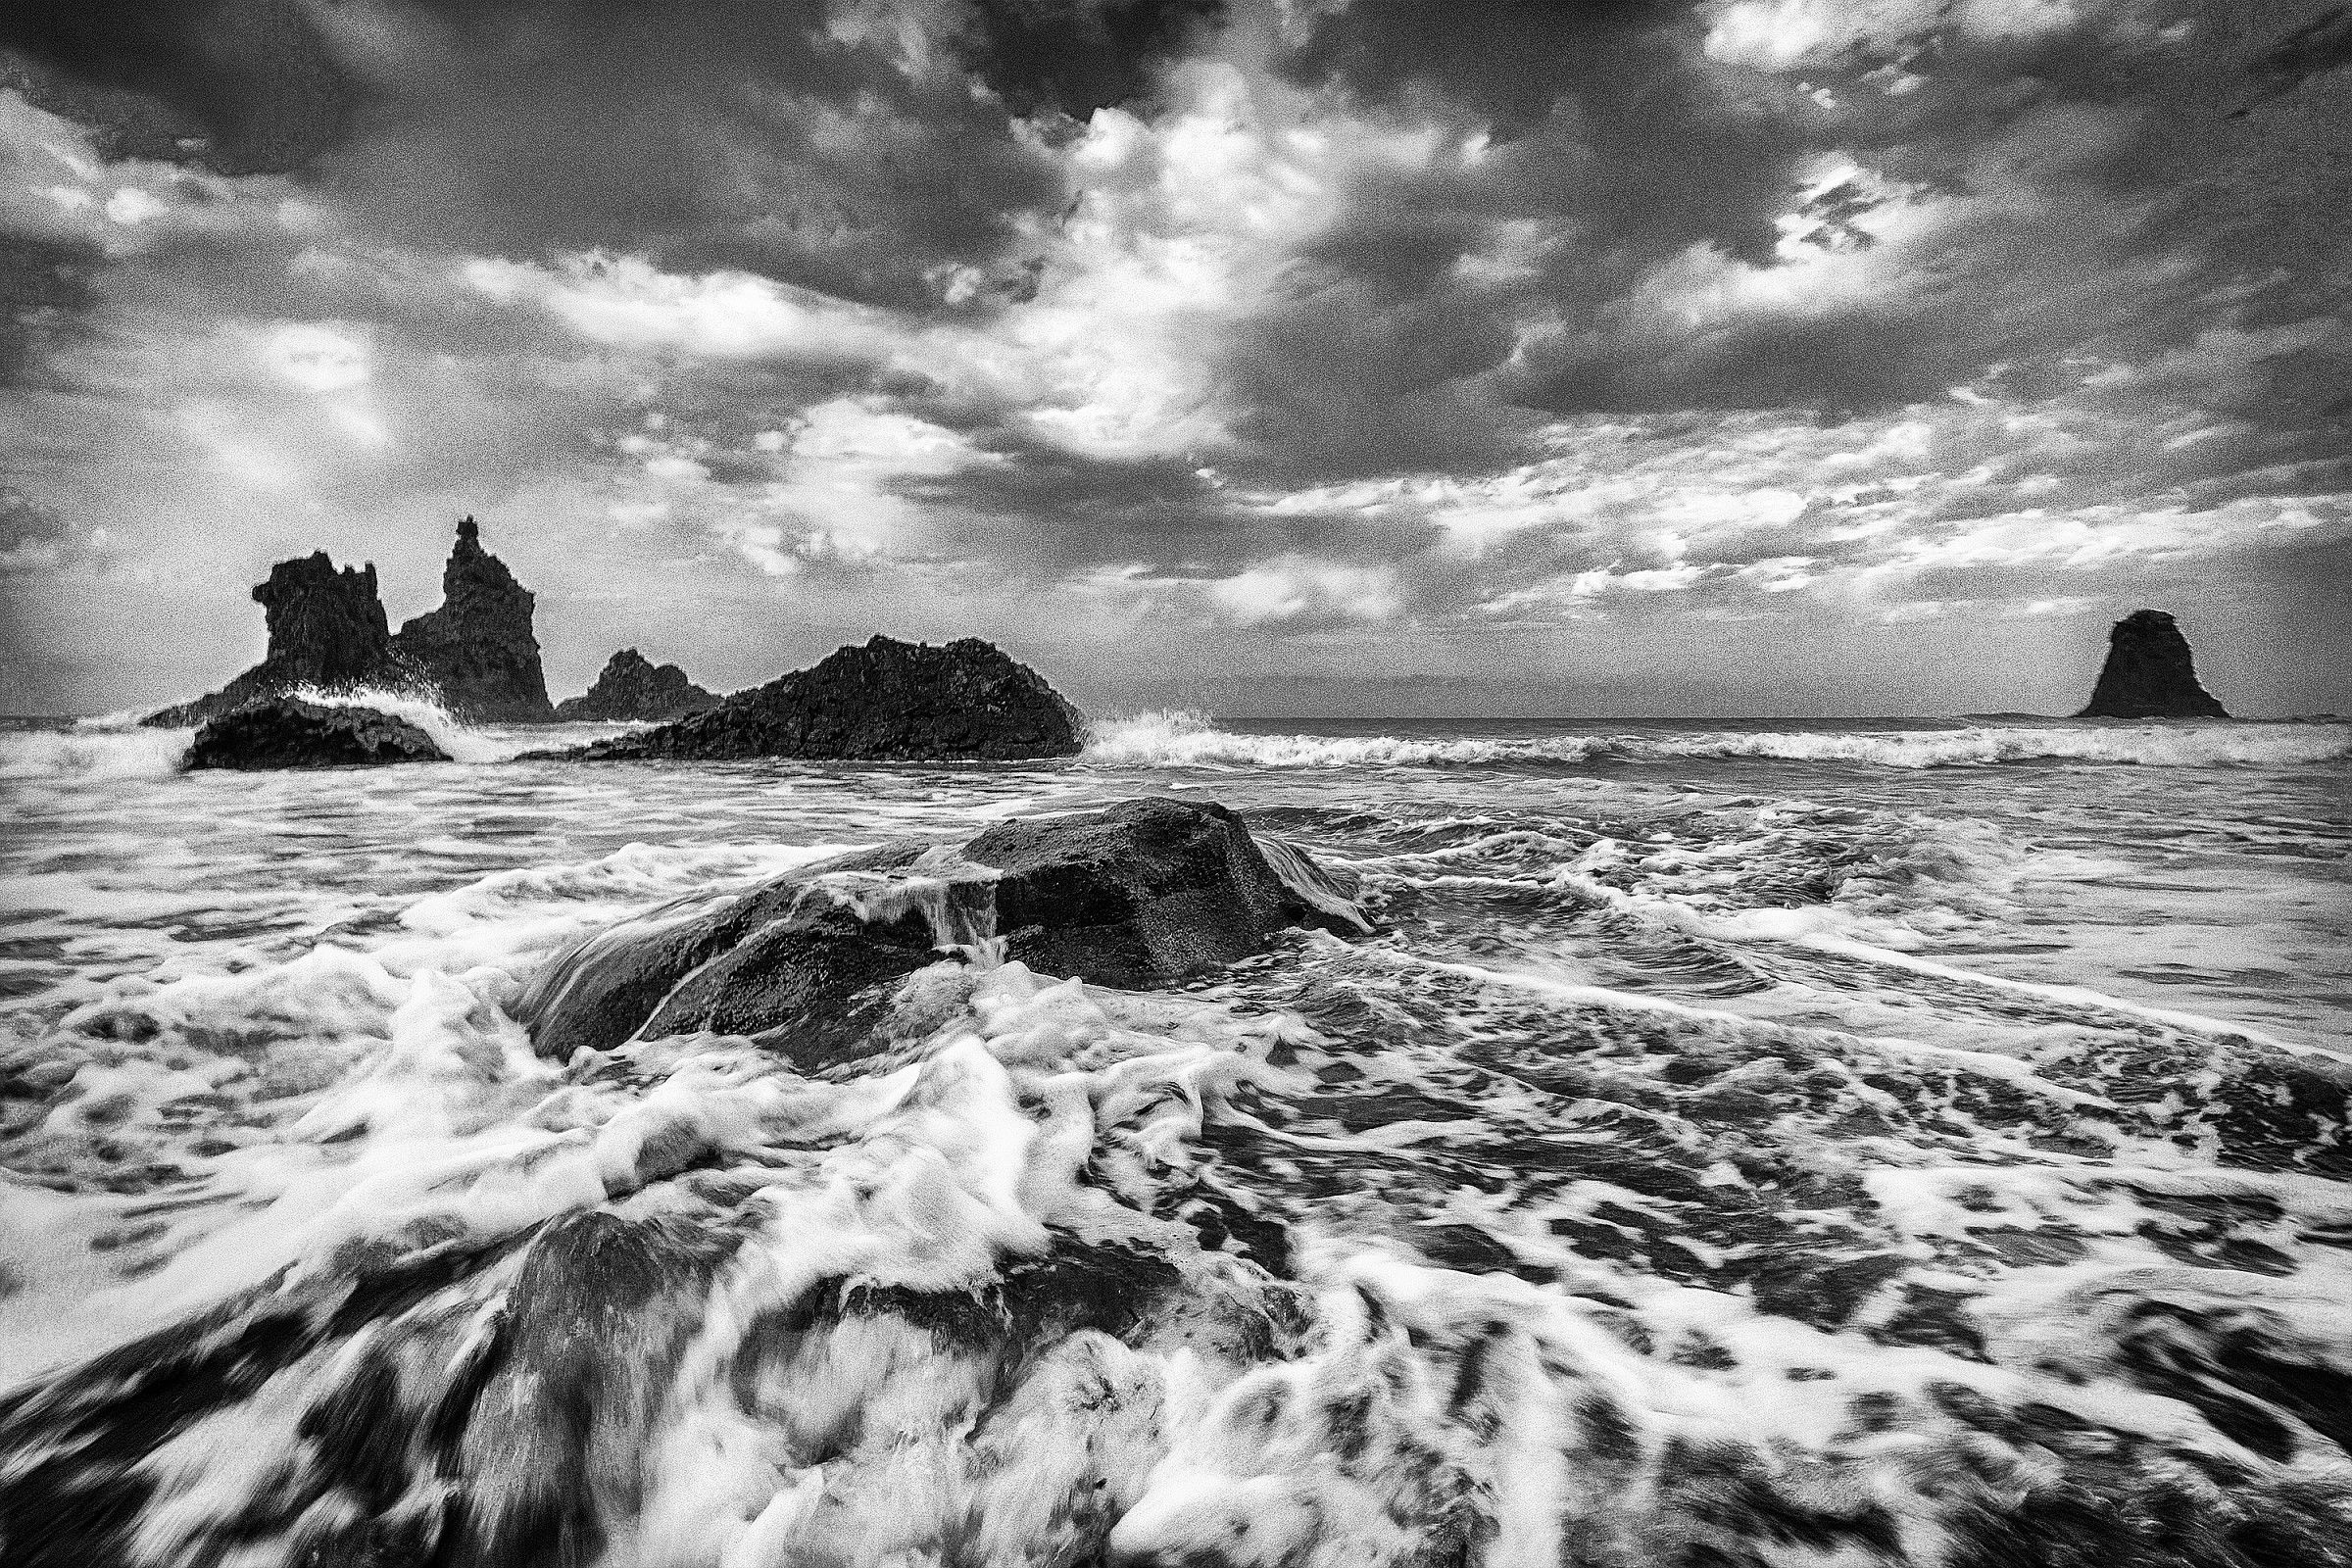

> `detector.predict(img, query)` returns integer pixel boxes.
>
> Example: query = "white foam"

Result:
[0,723,191,780]
[282,685,516,763]
[1082,710,2352,770]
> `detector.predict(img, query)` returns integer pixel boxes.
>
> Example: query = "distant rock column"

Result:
[392,516,557,723]
[2075,610,2230,718]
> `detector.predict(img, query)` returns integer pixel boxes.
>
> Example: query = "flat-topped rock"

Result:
[561,634,1085,761]
[2076,610,2230,718]
[555,648,719,721]
[514,797,1372,1065]
[183,697,450,770]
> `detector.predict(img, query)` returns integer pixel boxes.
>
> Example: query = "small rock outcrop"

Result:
[2076,610,2230,719]
[142,554,419,727]
[392,517,556,723]
[561,635,1084,761]
[183,697,451,770]
[514,797,1372,1064]
[554,649,720,722]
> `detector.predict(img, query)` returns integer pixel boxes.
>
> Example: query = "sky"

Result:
[0,0,2346,719]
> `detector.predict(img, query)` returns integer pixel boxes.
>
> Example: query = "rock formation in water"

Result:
[183,697,450,770]
[514,797,1371,1063]
[142,553,421,727]
[553,648,720,721]
[2076,609,2230,718]
[391,517,555,723]
[557,634,1085,761]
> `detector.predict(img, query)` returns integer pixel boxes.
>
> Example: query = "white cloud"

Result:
[257,321,372,394]
[1703,0,2104,72]
[464,253,889,365]
[1204,557,1402,625]
[104,187,166,225]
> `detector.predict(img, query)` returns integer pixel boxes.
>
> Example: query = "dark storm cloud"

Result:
[2238,4,2352,110]
[956,0,1229,118]
[1219,249,1535,480]
[307,1,1053,310]
[0,0,1218,322]
[1200,0,1917,470]
[1231,0,2349,442]
[0,0,348,172]
[875,415,1455,582]
[1280,0,1683,143]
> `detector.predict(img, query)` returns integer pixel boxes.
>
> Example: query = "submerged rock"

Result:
[2076,609,2230,718]
[514,797,1371,1062]
[561,634,1084,761]
[392,516,556,723]
[183,697,450,770]
[554,648,719,721]
[142,553,419,727]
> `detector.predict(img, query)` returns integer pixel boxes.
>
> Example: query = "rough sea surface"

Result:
[3,700,2349,1567]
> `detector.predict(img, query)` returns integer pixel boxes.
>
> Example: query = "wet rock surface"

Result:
[183,697,451,770]
[553,648,719,721]
[392,517,555,723]
[559,634,1085,761]
[2077,609,2230,718]
[966,795,1373,988]
[515,798,1370,1062]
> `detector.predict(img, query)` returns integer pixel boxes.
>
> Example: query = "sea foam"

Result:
[1082,710,2352,770]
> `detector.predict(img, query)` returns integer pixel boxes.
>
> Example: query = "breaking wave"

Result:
[0,692,538,781]
[0,721,190,782]
[279,687,521,764]
[1082,710,2352,770]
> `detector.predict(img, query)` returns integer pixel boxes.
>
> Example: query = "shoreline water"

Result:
[3,704,2347,1562]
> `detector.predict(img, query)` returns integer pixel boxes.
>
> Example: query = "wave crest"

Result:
[280,686,516,763]
[1081,710,2351,770]
[0,714,192,781]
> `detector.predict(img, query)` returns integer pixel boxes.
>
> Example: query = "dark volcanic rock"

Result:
[554,648,720,721]
[184,697,450,770]
[966,797,1369,988]
[2076,610,2230,718]
[514,798,1371,1063]
[562,635,1084,761]
[142,554,420,727]
[393,517,556,723]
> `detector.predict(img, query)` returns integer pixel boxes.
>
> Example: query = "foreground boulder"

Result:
[183,697,450,770]
[559,635,1084,761]
[391,516,556,722]
[2077,609,2230,718]
[514,797,1370,1063]
[143,554,419,727]
[554,648,720,721]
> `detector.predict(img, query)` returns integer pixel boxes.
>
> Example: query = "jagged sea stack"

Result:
[393,517,556,723]
[2075,610,2230,718]
[555,649,719,721]
[142,553,418,726]
[563,635,1085,761]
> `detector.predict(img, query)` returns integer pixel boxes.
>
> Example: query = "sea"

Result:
[2,699,2349,1566]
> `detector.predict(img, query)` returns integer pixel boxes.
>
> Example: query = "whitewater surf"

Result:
[2,710,2348,1566]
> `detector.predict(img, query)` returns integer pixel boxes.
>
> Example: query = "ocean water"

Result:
[3,701,2350,1566]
